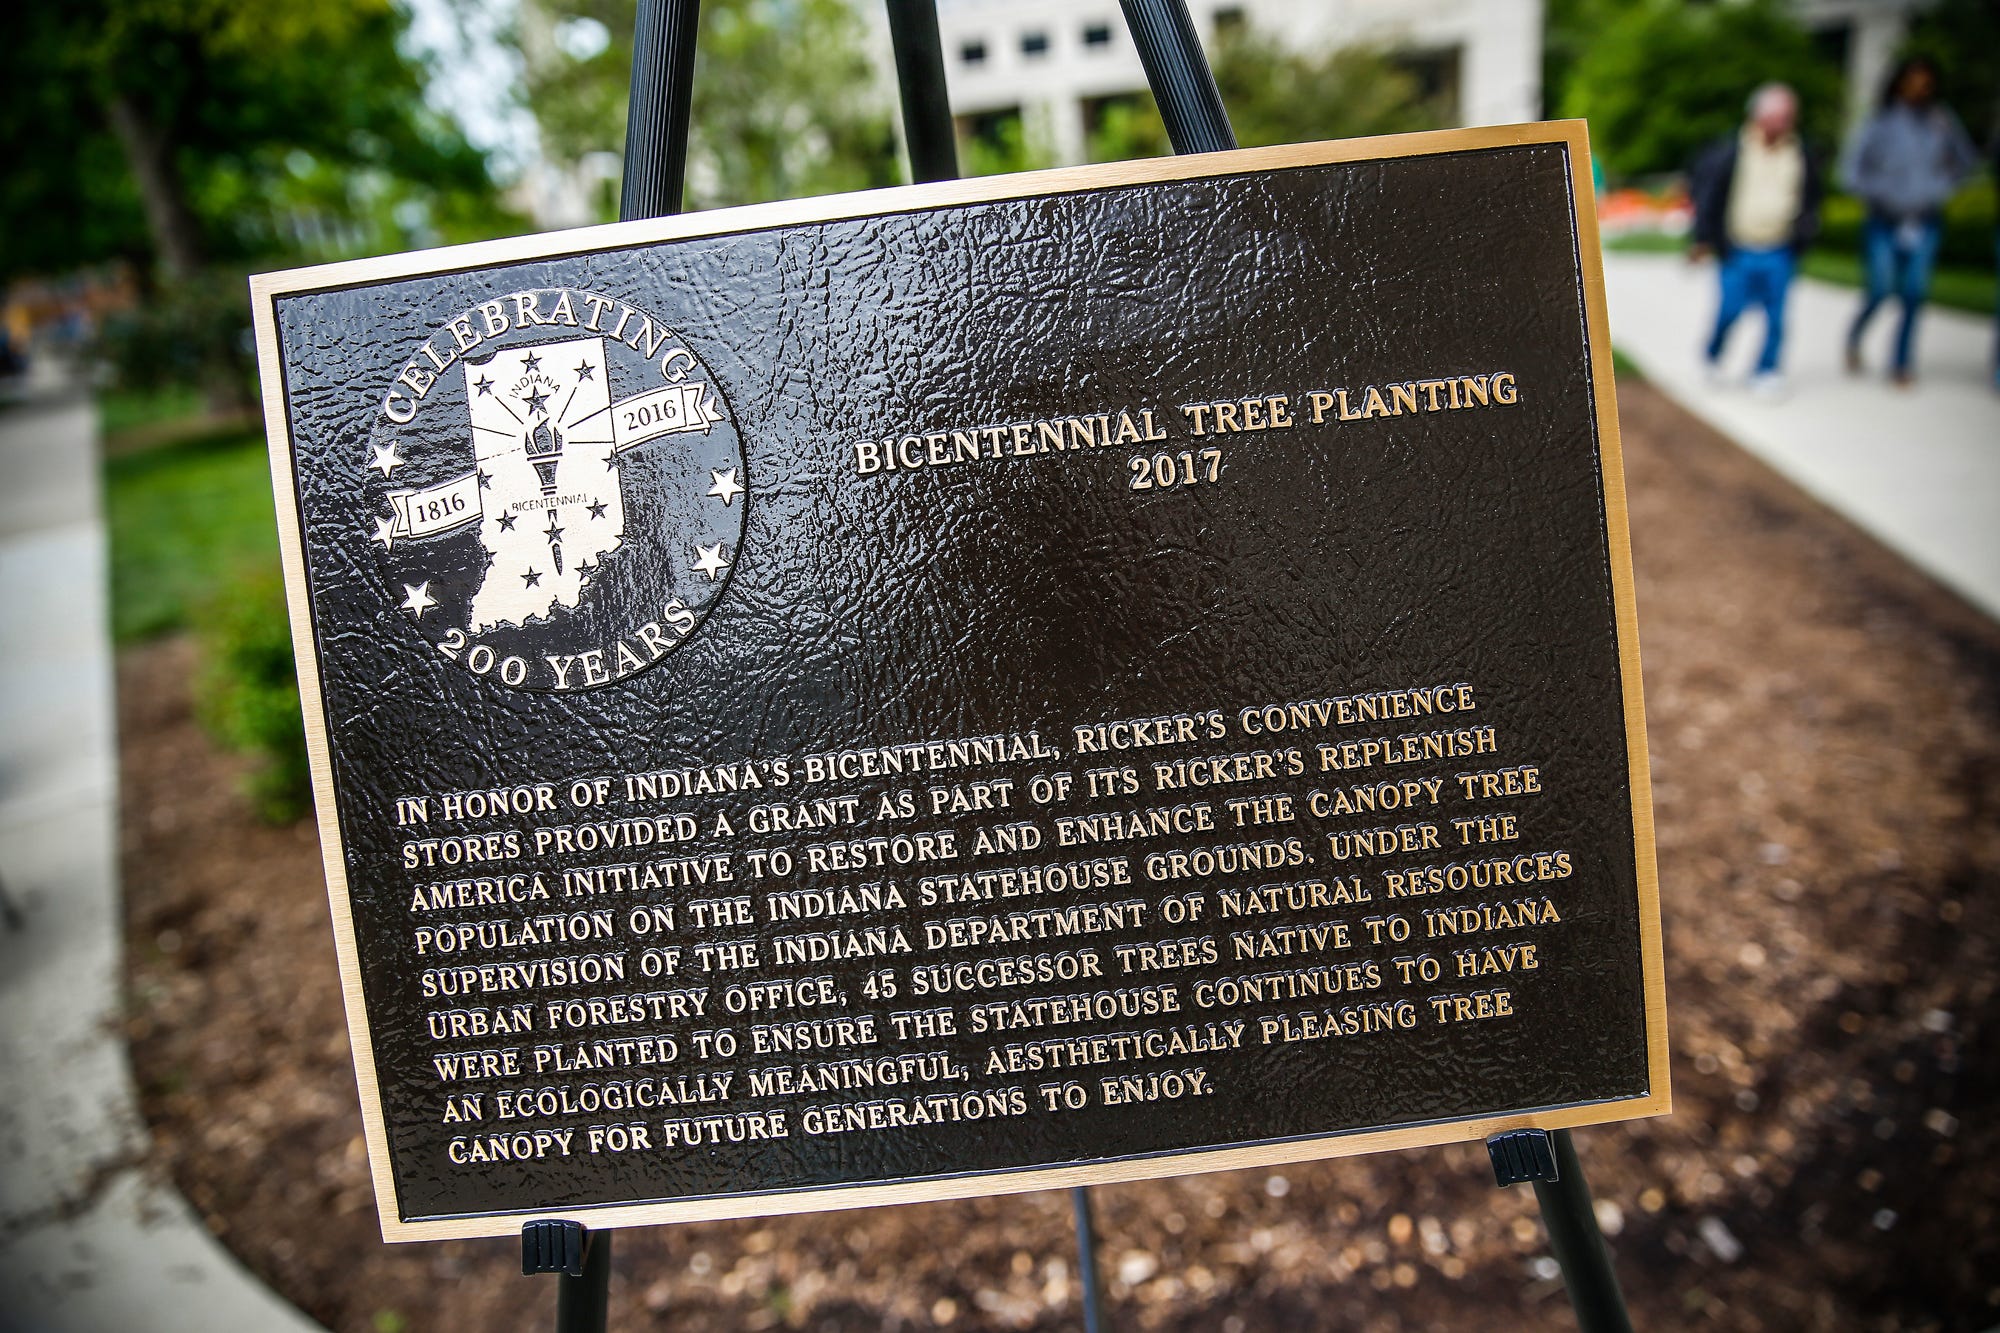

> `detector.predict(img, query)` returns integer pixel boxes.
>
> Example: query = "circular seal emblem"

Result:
[365,286,743,691]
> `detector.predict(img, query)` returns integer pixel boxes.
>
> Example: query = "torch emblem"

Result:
[525,417,564,496]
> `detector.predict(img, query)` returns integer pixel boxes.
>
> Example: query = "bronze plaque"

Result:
[251,123,1667,1242]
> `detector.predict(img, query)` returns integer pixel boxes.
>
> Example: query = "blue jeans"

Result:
[1707,246,1794,374]
[1848,213,1943,373]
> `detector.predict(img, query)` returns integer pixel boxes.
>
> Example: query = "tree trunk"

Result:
[105,92,204,282]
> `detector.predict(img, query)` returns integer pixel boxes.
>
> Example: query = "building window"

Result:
[1082,23,1113,49]
[1390,46,1463,124]
[1021,30,1050,59]
[956,107,1033,172]
[960,39,987,67]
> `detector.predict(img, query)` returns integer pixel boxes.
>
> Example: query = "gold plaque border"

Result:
[250,120,1669,1244]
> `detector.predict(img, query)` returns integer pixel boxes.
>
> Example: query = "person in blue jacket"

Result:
[1841,55,1981,385]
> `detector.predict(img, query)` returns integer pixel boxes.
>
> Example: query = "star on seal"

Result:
[708,468,745,507]
[691,543,730,581]
[399,582,437,618]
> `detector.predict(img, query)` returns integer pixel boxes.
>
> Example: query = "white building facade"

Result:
[1789,0,1940,127]
[921,0,1546,165]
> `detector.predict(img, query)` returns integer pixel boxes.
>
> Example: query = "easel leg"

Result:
[557,1229,612,1333]
[620,0,702,220]
[1071,1186,1107,1333]
[1116,0,1236,153]
[1056,13,1233,1323]
[1489,1129,1634,1333]
[883,0,957,183]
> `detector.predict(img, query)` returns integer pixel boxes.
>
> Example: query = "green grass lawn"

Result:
[102,425,281,643]
[1602,232,1685,255]
[98,385,208,438]
[1604,233,1996,316]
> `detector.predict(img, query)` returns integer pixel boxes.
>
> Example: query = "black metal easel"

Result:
[521,2,1637,1329]
[1490,1129,1635,1333]
[517,0,701,1315]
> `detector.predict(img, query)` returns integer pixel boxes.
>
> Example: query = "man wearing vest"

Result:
[1688,83,1825,397]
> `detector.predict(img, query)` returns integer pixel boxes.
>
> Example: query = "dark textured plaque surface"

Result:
[253,126,1666,1241]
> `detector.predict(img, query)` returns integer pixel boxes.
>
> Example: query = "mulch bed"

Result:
[120,378,2000,1332]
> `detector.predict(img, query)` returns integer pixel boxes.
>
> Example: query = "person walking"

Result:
[1689,83,1822,396]
[1841,55,1981,386]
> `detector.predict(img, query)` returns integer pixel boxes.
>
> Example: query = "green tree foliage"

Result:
[1559,0,1843,178]
[522,0,899,215]
[1,0,513,286]
[95,271,263,413]
[1543,0,1640,123]
[1089,27,1446,164]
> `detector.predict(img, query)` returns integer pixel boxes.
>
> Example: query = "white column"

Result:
[1845,13,1908,132]
[1037,94,1090,166]
[1459,0,1543,126]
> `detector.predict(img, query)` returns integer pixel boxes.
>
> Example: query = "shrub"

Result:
[193,567,310,823]
[95,267,257,413]
[1817,178,1998,271]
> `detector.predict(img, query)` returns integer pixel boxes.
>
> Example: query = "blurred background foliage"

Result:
[6,0,520,411]
[7,0,1993,821]
[3,0,514,284]
[1552,0,1845,177]
[1087,29,1449,164]
[524,0,900,213]
[1551,0,1997,178]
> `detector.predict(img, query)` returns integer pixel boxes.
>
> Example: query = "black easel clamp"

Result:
[523,1218,588,1276]
[524,1220,614,1333]
[1487,1127,1560,1186]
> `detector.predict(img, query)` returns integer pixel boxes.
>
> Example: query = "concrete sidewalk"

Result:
[0,381,321,1333]
[1603,252,2000,621]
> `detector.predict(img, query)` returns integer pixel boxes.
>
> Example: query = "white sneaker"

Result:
[1749,371,1787,399]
